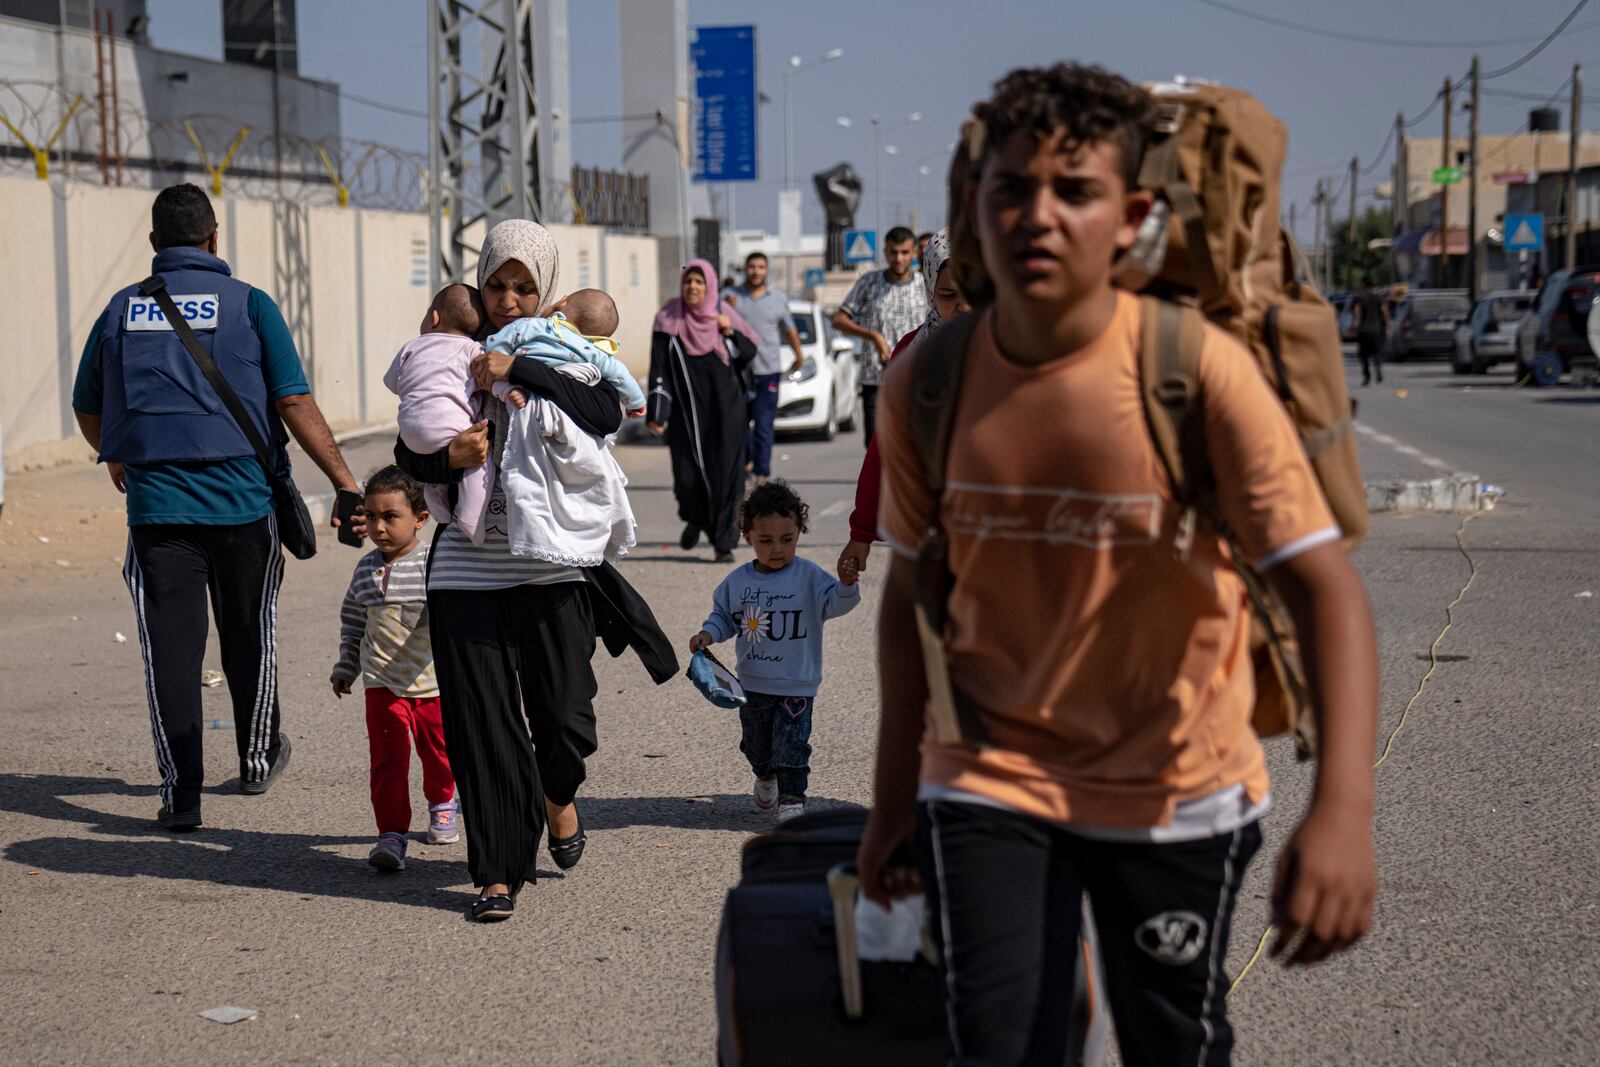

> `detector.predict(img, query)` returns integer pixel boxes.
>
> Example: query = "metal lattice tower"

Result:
[427,0,544,290]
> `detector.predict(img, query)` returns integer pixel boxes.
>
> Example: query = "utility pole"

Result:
[1313,179,1325,289]
[1440,76,1454,286]
[1347,155,1359,288]
[1469,55,1481,304]
[1395,112,1408,237]
[1567,63,1583,269]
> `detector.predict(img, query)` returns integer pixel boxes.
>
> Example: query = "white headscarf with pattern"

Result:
[921,229,952,333]
[477,218,561,315]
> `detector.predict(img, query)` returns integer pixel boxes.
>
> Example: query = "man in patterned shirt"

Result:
[832,225,929,444]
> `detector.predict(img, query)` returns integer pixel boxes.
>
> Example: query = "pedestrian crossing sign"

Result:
[843,229,877,264]
[1504,213,1544,252]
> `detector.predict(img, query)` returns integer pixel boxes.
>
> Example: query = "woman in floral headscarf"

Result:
[836,230,970,580]
[646,259,761,562]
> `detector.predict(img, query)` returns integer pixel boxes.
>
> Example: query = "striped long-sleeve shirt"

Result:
[332,543,437,697]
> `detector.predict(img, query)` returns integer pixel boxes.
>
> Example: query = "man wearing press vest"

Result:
[72,183,358,831]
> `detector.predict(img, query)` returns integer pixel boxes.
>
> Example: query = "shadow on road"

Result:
[577,792,864,834]
[0,773,493,912]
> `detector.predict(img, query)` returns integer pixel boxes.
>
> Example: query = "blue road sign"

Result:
[804,268,826,289]
[843,229,877,265]
[691,26,758,183]
[1504,213,1544,252]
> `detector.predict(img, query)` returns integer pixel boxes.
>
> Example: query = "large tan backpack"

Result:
[924,80,1367,757]
[1124,80,1368,547]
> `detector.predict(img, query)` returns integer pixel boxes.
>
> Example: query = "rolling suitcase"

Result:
[715,808,1105,1066]
[714,809,948,1065]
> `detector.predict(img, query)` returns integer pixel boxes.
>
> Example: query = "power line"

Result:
[1361,125,1397,175]
[1473,77,1573,172]
[335,88,427,120]
[1481,0,1591,80]
[1484,86,1600,106]
[1191,0,1600,49]
[1405,91,1447,128]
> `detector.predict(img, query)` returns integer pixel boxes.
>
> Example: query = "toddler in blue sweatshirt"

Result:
[691,481,860,821]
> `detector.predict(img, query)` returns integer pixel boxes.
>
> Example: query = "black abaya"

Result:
[647,330,757,553]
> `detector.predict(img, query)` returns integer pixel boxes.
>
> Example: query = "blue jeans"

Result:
[739,691,813,799]
[746,373,781,477]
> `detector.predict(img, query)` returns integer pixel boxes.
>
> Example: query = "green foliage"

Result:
[1330,206,1395,290]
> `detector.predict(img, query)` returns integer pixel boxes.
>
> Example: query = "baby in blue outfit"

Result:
[485,288,647,414]
[691,481,861,822]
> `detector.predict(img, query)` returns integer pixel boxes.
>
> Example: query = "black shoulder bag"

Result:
[138,276,318,560]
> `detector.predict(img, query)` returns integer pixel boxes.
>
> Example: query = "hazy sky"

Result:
[143,0,1598,240]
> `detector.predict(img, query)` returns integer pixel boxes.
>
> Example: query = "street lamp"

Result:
[838,110,921,260]
[914,143,956,231]
[783,47,844,190]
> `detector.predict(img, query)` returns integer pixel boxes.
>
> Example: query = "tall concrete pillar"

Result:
[534,0,572,223]
[619,0,689,298]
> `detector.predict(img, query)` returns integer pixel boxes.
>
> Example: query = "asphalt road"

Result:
[0,356,1595,1065]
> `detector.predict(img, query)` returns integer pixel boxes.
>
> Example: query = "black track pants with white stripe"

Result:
[124,517,285,813]
[919,801,1262,1067]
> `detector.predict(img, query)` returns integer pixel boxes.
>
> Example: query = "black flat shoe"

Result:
[241,733,291,796]
[471,894,515,922]
[713,550,735,563]
[157,805,201,832]
[680,523,701,551]
[548,809,586,871]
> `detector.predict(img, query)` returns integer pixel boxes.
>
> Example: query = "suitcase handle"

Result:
[825,865,867,1020]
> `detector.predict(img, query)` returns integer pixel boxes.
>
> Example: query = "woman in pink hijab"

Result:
[647,259,760,562]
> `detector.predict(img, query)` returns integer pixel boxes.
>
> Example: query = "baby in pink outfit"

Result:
[383,284,509,545]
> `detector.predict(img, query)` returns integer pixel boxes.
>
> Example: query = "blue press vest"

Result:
[96,248,280,466]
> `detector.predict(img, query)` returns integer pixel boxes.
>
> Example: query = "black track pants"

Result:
[919,801,1261,1066]
[427,582,599,895]
[123,517,286,813]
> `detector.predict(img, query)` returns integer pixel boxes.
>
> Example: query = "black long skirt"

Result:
[665,352,747,553]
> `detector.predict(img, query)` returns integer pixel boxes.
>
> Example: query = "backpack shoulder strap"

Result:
[1138,295,1212,518]
[904,310,992,751]
[909,311,982,514]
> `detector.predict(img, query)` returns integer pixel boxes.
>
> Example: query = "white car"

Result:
[775,301,859,439]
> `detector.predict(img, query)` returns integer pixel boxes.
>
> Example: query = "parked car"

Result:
[1386,289,1470,361]
[1451,290,1535,374]
[775,301,859,439]
[1516,267,1600,386]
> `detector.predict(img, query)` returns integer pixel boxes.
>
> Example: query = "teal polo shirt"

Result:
[73,288,310,526]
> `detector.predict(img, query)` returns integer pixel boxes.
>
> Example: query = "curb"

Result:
[1365,472,1491,513]
[304,490,337,529]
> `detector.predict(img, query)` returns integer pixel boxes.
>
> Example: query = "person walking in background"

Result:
[1354,276,1388,386]
[831,226,928,443]
[836,229,968,582]
[647,260,761,562]
[857,65,1380,1064]
[725,252,804,488]
[330,466,458,874]
[71,183,358,832]
[688,481,860,823]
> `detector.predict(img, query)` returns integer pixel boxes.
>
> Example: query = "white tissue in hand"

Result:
[855,892,926,962]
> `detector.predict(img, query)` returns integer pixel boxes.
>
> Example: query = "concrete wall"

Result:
[0,174,660,470]
[602,233,662,379]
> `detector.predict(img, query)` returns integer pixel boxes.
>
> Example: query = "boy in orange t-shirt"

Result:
[856,65,1380,1065]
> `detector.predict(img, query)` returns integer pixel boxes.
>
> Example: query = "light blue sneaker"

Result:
[368,832,407,872]
[427,799,460,844]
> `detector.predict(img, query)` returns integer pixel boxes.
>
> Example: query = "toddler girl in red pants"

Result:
[331,466,458,871]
